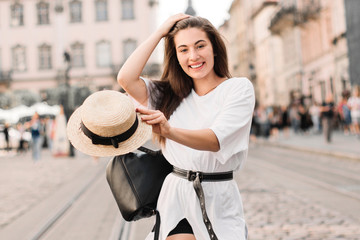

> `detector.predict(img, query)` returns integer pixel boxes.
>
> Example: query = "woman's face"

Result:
[174,27,216,81]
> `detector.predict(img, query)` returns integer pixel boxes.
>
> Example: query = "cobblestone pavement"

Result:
[0,149,99,229]
[1,134,360,240]
[127,150,360,240]
[236,168,360,240]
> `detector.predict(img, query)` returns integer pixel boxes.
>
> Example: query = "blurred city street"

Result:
[0,131,359,240]
[1,0,360,239]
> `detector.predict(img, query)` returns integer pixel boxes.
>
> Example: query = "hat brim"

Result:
[66,106,152,157]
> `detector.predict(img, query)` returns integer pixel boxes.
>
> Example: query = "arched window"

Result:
[37,2,50,25]
[96,41,112,67]
[123,39,137,61]
[70,0,82,23]
[12,45,27,72]
[10,3,24,26]
[38,44,52,70]
[122,0,134,20]
[71,42,85,68]
[96,0,108,21]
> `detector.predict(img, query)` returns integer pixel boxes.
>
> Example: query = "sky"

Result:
[157,0,234,28]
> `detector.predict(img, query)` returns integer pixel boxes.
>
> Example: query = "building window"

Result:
[10,3,24,27]
[70,0,82,23]
[96,0,108,21]
[96,41,111,67]
[37,2,50,25]
[123,39,137,61]
[71,42,85,68]
[38,44,52,70]
[12,45,27,72]
[122,0,134,20]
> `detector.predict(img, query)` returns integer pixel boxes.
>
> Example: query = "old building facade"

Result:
[221,0,350,107]
[0,0,160,107]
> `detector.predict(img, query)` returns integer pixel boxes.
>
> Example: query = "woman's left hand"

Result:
[136,108,171,137]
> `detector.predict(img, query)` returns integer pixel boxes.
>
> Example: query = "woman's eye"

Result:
[180,49,187,53]
[197,45,204,49]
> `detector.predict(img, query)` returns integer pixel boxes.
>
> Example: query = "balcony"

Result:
[298,0,321,21]
[269,0,321,34]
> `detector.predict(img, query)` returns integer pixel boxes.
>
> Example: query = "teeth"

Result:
[190,63,203,68]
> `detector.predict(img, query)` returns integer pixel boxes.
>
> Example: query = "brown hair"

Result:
[150,16,231,144]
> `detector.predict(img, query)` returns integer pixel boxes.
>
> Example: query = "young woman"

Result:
[118,13,255,240]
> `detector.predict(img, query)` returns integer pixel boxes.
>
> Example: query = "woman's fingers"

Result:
[141,111,163,123]
[137,108,165,123]
[136,108,170,136]
[144,114,165,125]
[137,107,159,117]
[136,107,151,114]
[157,13,191,37]
[170,13,191,23]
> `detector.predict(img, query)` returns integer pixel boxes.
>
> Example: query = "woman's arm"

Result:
[117,31,163,106]
[117,13,190,106]
[137,108,220,152]
[166,128,220,152]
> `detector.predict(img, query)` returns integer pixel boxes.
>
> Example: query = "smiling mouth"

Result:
[189,63,204,69]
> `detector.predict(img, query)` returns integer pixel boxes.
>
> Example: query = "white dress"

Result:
[142,77,255,240]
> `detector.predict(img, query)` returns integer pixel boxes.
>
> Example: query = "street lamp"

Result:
[63,50,75,157]
[63,50,71,116]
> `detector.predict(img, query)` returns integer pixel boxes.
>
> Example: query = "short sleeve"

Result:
[210,78,255,164]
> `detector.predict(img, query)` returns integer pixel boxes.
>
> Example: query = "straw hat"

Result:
[67,90,152,157]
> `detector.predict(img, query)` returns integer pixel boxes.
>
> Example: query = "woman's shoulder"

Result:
[224,77,252,86]
[220,77,253,93]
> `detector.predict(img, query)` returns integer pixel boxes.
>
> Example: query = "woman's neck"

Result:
[193,76,227,96]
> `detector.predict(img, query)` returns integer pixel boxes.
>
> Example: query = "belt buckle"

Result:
[187,170,195,181]
[187,170,203,182]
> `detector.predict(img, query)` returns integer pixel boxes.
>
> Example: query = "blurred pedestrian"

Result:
[279,105,290,138]
[309,102,321,134]
[256,105,270,138]
[337,91,352,135]
[117,14,254,240]
[320,94,335,143]
[3,122,11,151]
[298,104,312,134]
[250,110,259,142]
[269,106,281,140]
[52,105,70,157]
[16,122,27,154]
[30,112,43,161]
[348,86,360,137]
[40,118,48,148]
[44,116,55,151]
[289,103,300,134]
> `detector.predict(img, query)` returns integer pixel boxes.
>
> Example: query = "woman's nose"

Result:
[189,49,199,61]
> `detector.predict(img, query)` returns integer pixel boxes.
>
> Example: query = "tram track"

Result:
[3,143,358,240]
[251,156,360,202]
[247,145,360,221]
[250,145,360,196]
[21,159,123,240]
[28,166,105,240]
